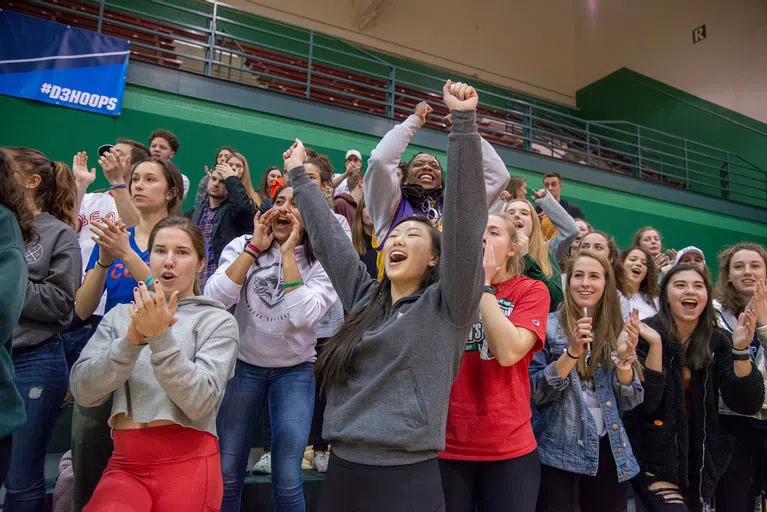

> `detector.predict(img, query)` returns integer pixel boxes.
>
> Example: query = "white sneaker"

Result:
[312,451,329,473]
[252,453,272,474]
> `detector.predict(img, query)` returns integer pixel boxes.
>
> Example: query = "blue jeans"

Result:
[62,315,101,369]
[218,360,315,512]
[5,339,69,512]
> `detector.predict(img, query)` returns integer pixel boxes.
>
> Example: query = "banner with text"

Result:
[0,10,130,116]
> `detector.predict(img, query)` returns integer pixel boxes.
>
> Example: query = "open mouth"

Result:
[389,249,408,265]
[513,221,524,230]
[681,299,698,311]
[577,290,593,298]
[274,215,291,228]
[631,267,642,277]
[160,271,176,283]
[418,172,436,185]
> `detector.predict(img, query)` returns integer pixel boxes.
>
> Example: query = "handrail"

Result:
[8,0,765,207]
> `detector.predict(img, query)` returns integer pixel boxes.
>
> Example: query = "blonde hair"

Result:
[228,153,261,207]
[505,199,553,278]
[561,251,642,379]
[488,212,523,277]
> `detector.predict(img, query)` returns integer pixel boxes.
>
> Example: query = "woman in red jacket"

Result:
[440,211,550,512]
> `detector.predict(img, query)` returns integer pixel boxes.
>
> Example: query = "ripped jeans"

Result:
[5,338,69,512]
[632,471,708,512]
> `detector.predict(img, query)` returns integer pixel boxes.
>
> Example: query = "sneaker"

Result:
[312,451,329,473]
[252,453,272,474]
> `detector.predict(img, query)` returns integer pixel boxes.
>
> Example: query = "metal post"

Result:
[386,67,395,118]
[683,140,689,189]
[635,125,642,179]
[305,30,314,99]
[522,104,532,152]
[96,0,105,33]
[205,1,218,76]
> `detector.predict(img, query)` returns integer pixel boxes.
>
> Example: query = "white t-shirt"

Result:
[333,175,349,198]
[581,379,607,437]
[77,192,118,316]
[620,292,660,320]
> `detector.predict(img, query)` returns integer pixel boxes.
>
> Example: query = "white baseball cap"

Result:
[675,246,706,265]
[345,149,362,161]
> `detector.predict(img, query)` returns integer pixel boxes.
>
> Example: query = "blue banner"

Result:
[0,10,130,116]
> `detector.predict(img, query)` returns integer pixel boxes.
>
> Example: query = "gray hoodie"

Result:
[14,212,81,348]
[289,109,487,466]
[70,295,239,437]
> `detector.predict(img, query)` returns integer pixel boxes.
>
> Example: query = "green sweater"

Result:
[524,253,563,312]
[0,205,28,439]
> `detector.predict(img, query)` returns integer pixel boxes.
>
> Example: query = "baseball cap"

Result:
[345,150,362,161]
[97,144,114,157]
[675,246,706,265]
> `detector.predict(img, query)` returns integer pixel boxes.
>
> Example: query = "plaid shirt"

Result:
[199,205,219,287]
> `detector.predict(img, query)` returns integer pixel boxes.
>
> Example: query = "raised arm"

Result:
[99,150,140,228]
[438,81,487,327]
[288,156,378,313]
[481,138,510,206]
[533,190,578,262]
[364,102,431,243]
[70,309,144,407]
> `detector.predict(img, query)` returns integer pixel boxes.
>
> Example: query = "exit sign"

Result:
[693,24,707,44]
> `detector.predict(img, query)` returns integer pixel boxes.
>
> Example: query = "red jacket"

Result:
[333,193,358,226]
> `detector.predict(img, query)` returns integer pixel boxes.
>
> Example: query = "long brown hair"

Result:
[581,230,623,289]
[258,166,282,200]
[561,251,632,379]
[147,216,206,295]
[658,264,715,371]
[316,216,440,392]
[9,147,77,229]
[715,242,767,315]
[227,152,261,207]
[0,149,37,243]
[618,247,659,302]
[488,212,523,277]
[131,157,184,216]
[632,226,662,253]
[352,197,372,257]
[504,199,552,278]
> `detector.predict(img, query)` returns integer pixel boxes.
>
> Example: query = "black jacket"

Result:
[626,314,764,501]
[186,177,256,269]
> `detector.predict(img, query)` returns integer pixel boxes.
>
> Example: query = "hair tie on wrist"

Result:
[246,242,262,256]
[611,351,637,371]
[96,260,110,269]
[283,280,304,289]
[110,182,127,190]
[143,275,155,288]
[565,347,580,360]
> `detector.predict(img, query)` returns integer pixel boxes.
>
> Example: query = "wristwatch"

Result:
[483,285,497,296]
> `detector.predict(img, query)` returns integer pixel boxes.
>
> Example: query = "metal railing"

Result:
[6,0,766,207]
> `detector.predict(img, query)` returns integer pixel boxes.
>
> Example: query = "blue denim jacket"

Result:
[529,312,643,483]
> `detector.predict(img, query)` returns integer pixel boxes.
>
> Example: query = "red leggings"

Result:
[84,424,223,512]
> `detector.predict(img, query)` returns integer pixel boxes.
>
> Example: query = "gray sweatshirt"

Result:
[534,192,578,262]
[289,109,487,466]
[363,114,509,244]
[14,212,81,348]
[70,296,239,437]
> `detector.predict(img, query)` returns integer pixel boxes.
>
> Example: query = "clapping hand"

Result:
[90,218,131,262]
[750,281,767,328]
[99,148,130,186]
[214,162,239,180]
[442,80,479,112]
[72,152,96,189]
[617,309,641,359]
[733,309,757,351]
[127,281,179,342]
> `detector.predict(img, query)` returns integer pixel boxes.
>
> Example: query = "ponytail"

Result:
[8,148,77,229]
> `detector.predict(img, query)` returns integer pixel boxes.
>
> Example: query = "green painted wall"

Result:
[0,86,764,280]
[576,68,767,207]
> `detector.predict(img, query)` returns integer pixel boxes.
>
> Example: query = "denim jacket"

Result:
[529,312,643,482]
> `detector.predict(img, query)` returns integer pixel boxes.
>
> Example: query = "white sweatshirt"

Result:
[204,237,337,368]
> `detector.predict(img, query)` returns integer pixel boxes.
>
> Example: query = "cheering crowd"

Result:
[0,80,766,512]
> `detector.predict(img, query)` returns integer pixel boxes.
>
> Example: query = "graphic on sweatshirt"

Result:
[245,262,285,309]
[25,243,44,264]
[465,298,514,360]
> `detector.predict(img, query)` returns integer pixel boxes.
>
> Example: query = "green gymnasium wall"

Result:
[0,85,765,280]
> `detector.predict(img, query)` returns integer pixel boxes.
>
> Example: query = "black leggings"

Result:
[439,449,540,512]
[536,436,628,512]
[714,415,766,512]
[631,471,698,512]
[318,452,445,512]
